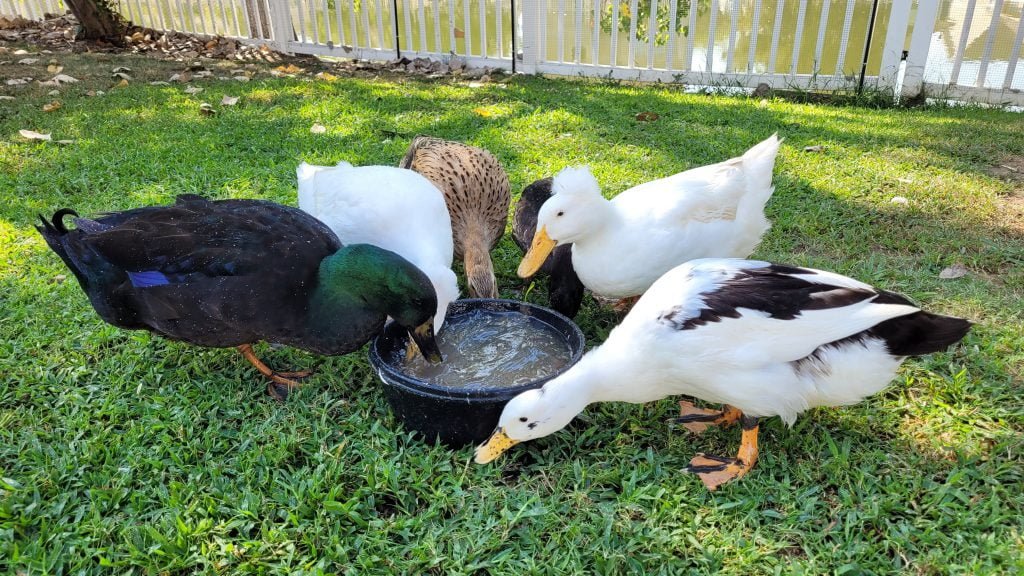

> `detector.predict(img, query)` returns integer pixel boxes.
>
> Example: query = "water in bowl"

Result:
[399,309,573,389]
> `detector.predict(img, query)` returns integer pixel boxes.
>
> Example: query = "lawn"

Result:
[1,49,1022,575]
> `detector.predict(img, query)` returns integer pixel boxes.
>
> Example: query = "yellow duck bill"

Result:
[517,226,558,278]
[473,427,520,464]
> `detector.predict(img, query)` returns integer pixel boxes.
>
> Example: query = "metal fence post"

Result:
[266,0,294,53]
[520,0,539,74]
[901,0,940,101]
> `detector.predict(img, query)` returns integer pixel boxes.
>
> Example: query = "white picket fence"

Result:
[4,1,1024,106]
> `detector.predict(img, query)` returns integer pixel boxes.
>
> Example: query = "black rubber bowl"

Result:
[368,298,586,447]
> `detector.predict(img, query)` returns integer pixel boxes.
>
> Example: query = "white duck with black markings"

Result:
[476,258,971,490]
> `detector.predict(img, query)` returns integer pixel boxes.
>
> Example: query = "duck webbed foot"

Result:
[685,414,760,491]
[612,295,640,314]
[672,401,742,434]
[237,344,314,401]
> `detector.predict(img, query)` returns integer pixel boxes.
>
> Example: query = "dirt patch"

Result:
[988,154,1024,183]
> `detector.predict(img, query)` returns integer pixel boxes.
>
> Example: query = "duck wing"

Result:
[634,259,922,367]
[45,196,341,347]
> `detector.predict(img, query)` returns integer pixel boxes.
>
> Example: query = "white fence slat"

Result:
[416,0,426,51]
[768,0,784,74]
[976,0,1004,88]
[747,0,762,73]
[878,0,911,89]
[574,0,583,63]
[491,0,499,58]
[833,0,855,77]
[397,0,409,50]
[217,0,229,35]
[319,0,332,44]
[725,0,738,72]
[430,0,440,52]
[197,0,210,35]
[1004,2,1024,89]
[360,0,372,48]
[557,0,564,62]
[591,0,600,65]
[230,0,243,37]
[706,0,718,72]
[207,0,219,34]
[448,0,456,54]
[665,0,678,70]
[336,0,347,46]
[348,0,359,49]
[685,0,697,70]
[2,1,17,19]
[812,0,830,74]
[521,0,540,72]
[132,0,145,26]
[239,0,253,38]
[789,0,807,76]
[647,0,655,67]
[950,0,977,86]
[464,0,473,55]
[627,0,638,68]
[292,0,306,42]
[179,0,191,34]
[610,0,619,66]
[646,0,657,69]
[308,0,320,44]
[901,0,939,99]
[144,0,158,29]
[480,0,489,56]
[375,0,386,48]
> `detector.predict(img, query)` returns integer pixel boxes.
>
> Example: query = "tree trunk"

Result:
[244,0,272,39]
[63,0,126,42]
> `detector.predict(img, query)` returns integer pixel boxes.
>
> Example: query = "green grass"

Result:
[2,50,1023,575]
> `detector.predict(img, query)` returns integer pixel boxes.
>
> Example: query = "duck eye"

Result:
[557,211,565,217]
[519,416,528,422]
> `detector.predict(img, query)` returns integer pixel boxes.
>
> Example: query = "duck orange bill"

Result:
[473,427,520,464]
[517,226,557,278]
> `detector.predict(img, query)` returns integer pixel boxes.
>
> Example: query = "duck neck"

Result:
[541,344,635,417]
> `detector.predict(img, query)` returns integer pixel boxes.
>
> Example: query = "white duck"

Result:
[476,258,971,490]
[518,135,782,301]
[297,161,459,330]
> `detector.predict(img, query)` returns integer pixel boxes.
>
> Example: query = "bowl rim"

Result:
[369,298,586,399]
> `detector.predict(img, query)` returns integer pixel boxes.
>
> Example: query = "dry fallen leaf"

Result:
[47,90,59,96]
[112,72,132,81]
[42,100,61,113]
[939,264,968,280]
[53,274,66,284]
[199,103,216,116]
[55,139,75,145]
[6,78,30,86]
[19,129,51,141]
[114,78,129,88]
[271,64,304,76]
[0,95,14,101]
[803,145,825,153]
[47,64,62,74]
[473,107,494,117]
[17,58,39,65]
[233,76,250,82]
[184,85,203,94]
[112,66,132,74]
[221,95,239,106]
[635,111,660,121]
[149,81,170,86]
[52,74,79,84]
[890,196,909,205]
[315,72,338,82]
[310,123,326,134]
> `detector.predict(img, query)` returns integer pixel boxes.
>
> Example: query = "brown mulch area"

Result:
[0,12,503,80]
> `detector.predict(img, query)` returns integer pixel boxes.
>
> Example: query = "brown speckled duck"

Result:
[401,136,511,298]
